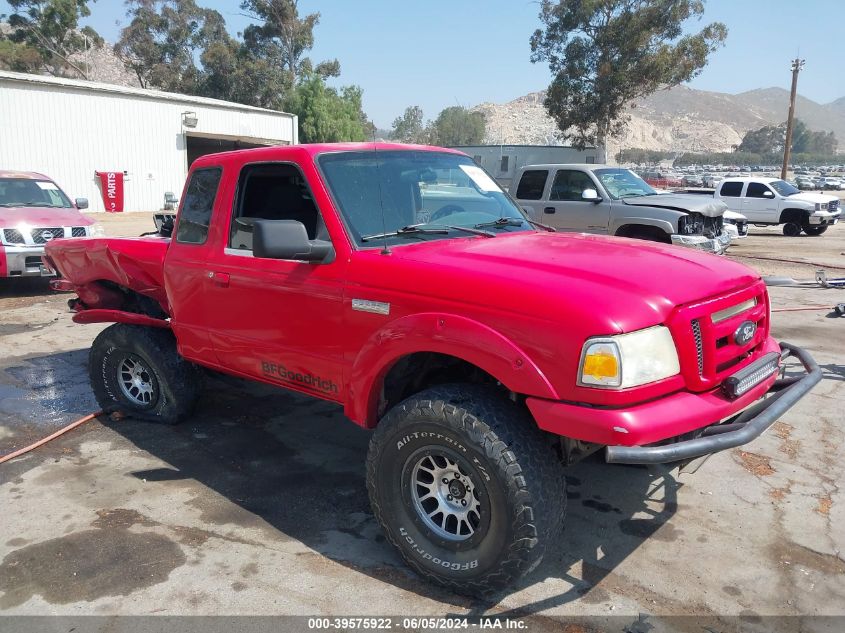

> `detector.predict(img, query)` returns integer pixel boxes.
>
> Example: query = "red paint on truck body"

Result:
[45,143,782,447]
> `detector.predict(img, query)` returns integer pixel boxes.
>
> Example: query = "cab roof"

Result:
[190,142,465,168]
[0,170,50,180]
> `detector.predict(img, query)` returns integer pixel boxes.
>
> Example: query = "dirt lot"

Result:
[1,210,843,628]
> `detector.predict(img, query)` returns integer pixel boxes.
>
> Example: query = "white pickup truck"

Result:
[713,177,841,236]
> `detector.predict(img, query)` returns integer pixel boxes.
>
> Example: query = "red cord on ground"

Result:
[0,411,102,465]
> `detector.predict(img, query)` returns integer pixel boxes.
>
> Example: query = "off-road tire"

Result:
[782,221,802,237]
[366,384,565,596]
[89,324,202,424]
[802,224,828,236]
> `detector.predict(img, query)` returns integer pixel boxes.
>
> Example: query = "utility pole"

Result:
[781,58,805,180]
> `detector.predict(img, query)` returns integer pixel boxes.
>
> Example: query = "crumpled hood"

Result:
[389,231,759,334]
[622,193,727,217]
[0,206,93,228]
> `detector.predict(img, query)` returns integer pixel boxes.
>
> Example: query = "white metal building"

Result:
[451,144,599,190]
[0,70,298,212]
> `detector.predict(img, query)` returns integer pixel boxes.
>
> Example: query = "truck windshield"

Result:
[769,180,800,197]
[318,150,532,247]
[593,168,657,199]
[0,178,72,208]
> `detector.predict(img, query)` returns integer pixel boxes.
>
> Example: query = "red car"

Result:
[0,171,99,278]
[44,144,820,595]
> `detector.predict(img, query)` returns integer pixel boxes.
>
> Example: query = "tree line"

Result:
[0,0,371,143]
[0,0,488,146]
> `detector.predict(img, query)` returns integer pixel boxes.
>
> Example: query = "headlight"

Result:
[578,325,680,389]
[89,223,105,237]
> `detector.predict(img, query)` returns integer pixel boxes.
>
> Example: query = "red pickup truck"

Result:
[44,143,820,595]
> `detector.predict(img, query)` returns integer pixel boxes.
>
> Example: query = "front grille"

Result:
[25,256,42,268]
[31,228,64,244]
[71,226,87,237]
[704,215,724,237]
[669,282,769,392]
[3,229,24,244]
[691,319,704,375]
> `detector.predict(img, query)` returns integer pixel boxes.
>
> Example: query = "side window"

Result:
[514,170,548,200]
[746,182,772,198]
[175,167,222,245]
[549,170,595,201]
[719,181,743,197]
[229,163,324,252]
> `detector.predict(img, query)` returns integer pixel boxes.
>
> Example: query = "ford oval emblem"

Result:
[734,320,757,345]
[41,230,55,241]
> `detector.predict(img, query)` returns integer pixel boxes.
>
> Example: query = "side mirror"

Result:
[253,220,334,263]
[581,188,602,203]
[763,190,774,198]
[75,198,89,210]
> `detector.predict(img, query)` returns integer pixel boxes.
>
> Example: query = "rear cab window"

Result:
[515,170,549,200]
[719,181,744,197]
[175,168,223,244]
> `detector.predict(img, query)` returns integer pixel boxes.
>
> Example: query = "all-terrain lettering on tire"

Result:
[366,384,566,597]
[89,324,203,424]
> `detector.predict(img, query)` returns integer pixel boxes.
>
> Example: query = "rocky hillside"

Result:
[474,85,845,156]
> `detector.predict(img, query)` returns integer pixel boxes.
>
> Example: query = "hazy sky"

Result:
[3,0,842,127]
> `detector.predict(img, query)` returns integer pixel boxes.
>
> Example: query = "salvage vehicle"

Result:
[0,170,100,278]
[44,143,820,595]
[714,177,840,236]
[512,164,731,253]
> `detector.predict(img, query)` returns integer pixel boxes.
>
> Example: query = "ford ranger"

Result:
[43,143,820,595]
[0,171,100,278]
[512,164,732,253]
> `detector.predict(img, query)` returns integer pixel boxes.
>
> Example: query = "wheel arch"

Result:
[345,313,559,428]
[779,208,811,224]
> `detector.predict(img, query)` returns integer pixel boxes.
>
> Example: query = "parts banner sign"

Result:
[96,171,124,212]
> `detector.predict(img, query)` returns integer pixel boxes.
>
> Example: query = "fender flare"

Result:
[611,216,676,237]
[345,312,559,427]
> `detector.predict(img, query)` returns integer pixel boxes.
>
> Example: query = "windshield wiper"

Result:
[361,223,495,243]
[474,217,556,232]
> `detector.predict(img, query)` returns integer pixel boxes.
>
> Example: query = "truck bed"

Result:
[45,236,171,313]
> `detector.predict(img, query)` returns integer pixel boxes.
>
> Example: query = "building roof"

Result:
[0,70,293,117]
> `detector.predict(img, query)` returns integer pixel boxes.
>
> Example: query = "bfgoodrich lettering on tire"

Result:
[89,324,203,424]
[366,384,565,596]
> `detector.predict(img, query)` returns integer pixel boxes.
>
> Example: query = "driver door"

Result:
[544,169,610,233]
[201,161,348,402]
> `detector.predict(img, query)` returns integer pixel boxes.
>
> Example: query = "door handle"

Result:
[543,206,556,214]
[208,271,230,287]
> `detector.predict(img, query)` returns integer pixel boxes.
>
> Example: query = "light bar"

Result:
[722,352,780,399]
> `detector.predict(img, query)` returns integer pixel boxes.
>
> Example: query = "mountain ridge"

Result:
[473,85,845,155]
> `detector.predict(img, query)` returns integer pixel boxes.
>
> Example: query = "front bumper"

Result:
[809,211,840,225]
[0,244,52,277]
[527,343,820,465]
[670,231,732,254]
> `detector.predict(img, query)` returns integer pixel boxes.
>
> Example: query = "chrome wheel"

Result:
[117,354,157,407]
[411,452,482,541]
